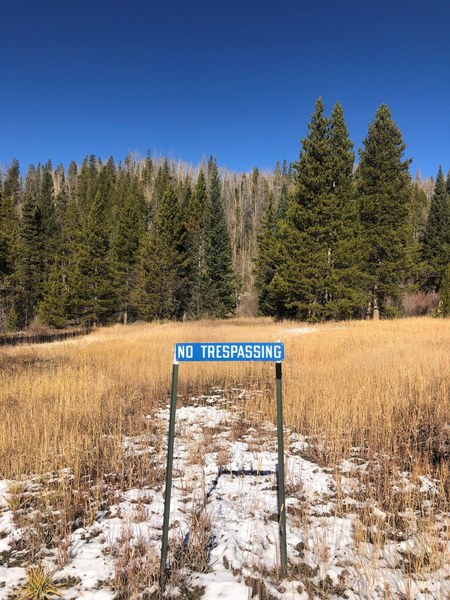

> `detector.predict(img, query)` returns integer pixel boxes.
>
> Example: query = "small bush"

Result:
[403,291,440,316]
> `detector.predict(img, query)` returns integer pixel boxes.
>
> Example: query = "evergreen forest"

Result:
[1,100,449,331]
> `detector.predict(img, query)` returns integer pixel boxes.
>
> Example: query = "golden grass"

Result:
[18,564,62,599]
[0,317,448,480]
[0,317,449,593]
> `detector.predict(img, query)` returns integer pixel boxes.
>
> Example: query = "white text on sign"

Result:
[175,342,284,362]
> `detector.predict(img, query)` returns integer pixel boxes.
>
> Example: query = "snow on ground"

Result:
[282,327,318,335]
[282,325,350,336]
[0,393,448,599]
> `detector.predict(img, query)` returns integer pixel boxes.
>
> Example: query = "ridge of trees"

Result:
[1,102,449,331]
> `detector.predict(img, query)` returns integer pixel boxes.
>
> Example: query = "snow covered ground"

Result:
[0,391,448,599]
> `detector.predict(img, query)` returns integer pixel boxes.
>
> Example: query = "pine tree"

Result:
[141,151,153,221]
[180,175,192,225]
[176,175,193,316]
[71,185,115,325]
[421,166,450,291]
[12,164,62,327]
[0,160,21,329]
[325,101,366,319]
[77,155,98,218]
[153,160,171,208]
[38,165,59,274]
[67,161,78,200]
[276,183,289,222]
[132,183,186,320]
[98,157,117,225]
[54,167,69,229]
[141,151,153,189]
[111,173,146,324]
[270,98,334,320]
[15,170,43,327]
[268,100,367,320]
[357,104,413,318]
[37,258,69,328]
[410,175,429,243]
[185,170,209,318]
[1,160,21,239]
[204,157,236,317]
[56,189,82,325]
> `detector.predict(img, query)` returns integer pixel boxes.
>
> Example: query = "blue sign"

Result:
[175,342,284,363]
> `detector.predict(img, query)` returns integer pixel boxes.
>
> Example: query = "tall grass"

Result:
[0,318,448,479]
[0,318,448,520]
[1,317,449,596]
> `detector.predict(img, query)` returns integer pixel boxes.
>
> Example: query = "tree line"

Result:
[0,100,449,330]
[0,155,238,330]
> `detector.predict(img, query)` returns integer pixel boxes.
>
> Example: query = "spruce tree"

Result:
[410,176,428,243]
[71,185,115,325]
[185,170,209,318]
[357,104,413,318]
[141,151,153,189]
[77,155,98,218]
[268,100,367,320]
[0,160,21,329]
[132,183,186,320]
[204,157,236,317]
[67,161,78,200]
[153,160,171,207]
[56,189,82,325]
[37,258,69,328]
[0,161,21,271]
[176,176,193,316]
[111,173,146,324]
[421,166,450,291]
[270,98,334,320]
[98,157,117,225]
[16,175,43,327]
[325,101,366,319]
[38,165,59,275]
[276,183,289,222]
[55,167,69,229]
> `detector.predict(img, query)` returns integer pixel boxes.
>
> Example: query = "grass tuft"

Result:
[19,564,61,600]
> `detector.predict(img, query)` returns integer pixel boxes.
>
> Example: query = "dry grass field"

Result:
[0,318,449,599]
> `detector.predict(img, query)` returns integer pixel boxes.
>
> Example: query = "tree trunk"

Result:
[373,296,380,320]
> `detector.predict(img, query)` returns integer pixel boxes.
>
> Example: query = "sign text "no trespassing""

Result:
[174,342,284,362]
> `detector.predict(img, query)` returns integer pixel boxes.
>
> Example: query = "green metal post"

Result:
[160,358,179,588]
[276,361,287,577]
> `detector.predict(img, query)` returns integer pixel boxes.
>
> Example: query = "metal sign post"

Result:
[275,362,287,577]
[160,358,179,587]
[160,342,287,586]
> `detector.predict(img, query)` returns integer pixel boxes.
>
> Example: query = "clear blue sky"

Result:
[1,0,449,178]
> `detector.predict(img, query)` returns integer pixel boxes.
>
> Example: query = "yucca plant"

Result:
[19,565,61,600]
